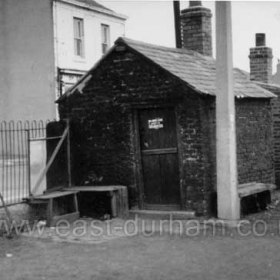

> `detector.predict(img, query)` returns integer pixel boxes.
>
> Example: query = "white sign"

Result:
[148,118,163,129]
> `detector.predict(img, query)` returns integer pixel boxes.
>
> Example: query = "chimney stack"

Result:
[180,1,212,56]
[249,33,273,83]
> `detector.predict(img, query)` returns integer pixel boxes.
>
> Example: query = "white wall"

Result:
[0,0,56,121]
[53,1,126,72]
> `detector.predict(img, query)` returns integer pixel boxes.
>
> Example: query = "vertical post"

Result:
[173,0,182,48]
[215,2,240,221]
[26,130,31,196]
[66,119,72,187]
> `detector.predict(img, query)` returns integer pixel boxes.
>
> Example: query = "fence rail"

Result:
[0,120,49,205]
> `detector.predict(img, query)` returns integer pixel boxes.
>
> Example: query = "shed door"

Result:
[138,108,180,208]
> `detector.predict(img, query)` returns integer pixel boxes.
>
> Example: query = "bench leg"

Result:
[73,193,79,213]
[47,198,53,227]
[110,191,117,218]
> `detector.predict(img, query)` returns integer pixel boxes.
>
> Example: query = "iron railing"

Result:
[0,120,48,205]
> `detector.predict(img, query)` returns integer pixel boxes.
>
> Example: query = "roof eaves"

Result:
[253,81,278,98]
[55,0,128,20]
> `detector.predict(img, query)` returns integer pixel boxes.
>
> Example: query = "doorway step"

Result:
[129,210,195,220]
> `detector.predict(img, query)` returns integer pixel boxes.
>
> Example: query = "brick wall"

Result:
[176,97,207,214]
[58,48,274,215]
[258,83,280,187]
[272,95,280,187]
[205,98,274,185]
[236,99,274,184]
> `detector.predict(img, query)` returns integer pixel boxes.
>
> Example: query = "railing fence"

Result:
[0,120,50,205]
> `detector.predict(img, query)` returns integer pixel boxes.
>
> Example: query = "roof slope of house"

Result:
[59,37,276,101]
[59,0,128,19]
[73,0,113,11]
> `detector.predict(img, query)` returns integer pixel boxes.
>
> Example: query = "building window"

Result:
[101,24,110,54]
[74,17,84,57]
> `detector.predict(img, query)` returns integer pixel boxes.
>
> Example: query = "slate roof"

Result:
[73,0,113,12]
[117,38,275,98]
[59,37,276,101]
[256,81,280,94]
[61,0,127,19]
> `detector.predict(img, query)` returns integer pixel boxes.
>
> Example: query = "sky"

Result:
[99,0,280,73]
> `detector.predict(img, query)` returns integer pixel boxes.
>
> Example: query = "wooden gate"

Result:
[138,107,181,209]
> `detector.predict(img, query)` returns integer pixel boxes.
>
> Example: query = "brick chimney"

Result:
[180,1,212,56]
[249,33,273,83]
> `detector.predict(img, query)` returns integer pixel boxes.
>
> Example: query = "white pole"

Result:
[215,1,240,221]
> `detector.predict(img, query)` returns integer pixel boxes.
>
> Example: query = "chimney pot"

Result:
[256,33,266,47]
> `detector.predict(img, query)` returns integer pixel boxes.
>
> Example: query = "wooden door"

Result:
[138,107,180,208]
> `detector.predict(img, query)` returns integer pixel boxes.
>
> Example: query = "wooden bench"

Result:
[238,182,276,214]
[65,186,129,218]
[238,182,276,198]
[28,190,79,227]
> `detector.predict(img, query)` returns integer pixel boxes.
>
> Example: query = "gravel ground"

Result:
[1,231,280,280]
[1,197,280,280]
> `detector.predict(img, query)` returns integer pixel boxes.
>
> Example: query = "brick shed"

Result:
[57,36,276,216]
[248,33,280,188]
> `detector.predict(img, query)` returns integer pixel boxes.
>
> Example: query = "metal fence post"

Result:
[26,129,31,197]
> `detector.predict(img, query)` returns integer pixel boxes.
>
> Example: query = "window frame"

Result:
[101,24,110,54]
[73,17,85,58]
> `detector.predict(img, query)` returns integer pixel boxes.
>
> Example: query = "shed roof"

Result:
[58,37,276,102]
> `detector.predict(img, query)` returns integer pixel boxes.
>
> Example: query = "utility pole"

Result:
[215,1,240,221]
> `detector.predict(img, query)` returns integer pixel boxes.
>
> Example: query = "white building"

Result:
[0,0,127,121]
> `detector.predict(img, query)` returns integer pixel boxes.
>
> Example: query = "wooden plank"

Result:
[133,109,144,209]
[66,119,72,187]
[29,136,62,142]
[63,185,129,218]
[160,153,180,205]
[73,193,79,213]
[110,191,117,218]
[33,190,79,200]
[47,198,53,227]
[31,125,69,195]
[121,187,129,218]
[238,183,276,198]
[66,186,125,192]
[66,185,129,218]
[238,182,257,189]
[141,147,178,155]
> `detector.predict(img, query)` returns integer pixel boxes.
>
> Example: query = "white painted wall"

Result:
[0,0,126,122]
[0,0,56,121]
[53,1,126,72]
